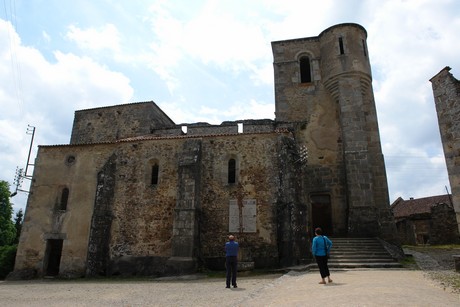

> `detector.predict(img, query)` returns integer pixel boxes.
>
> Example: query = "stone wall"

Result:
[70,101,175,144]
[14,144,114,277]
[430,67,460,234]
[272,23,396,241]
[14,23,400,278]
[394,203,460,245]
[15,128,300,277]
[430,203,460,244]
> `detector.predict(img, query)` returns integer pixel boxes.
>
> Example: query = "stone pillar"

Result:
[430,67,460,234]
[86,154,116,276]
[336,76,396,240]
[338,77,378,236]
[167,140,202,273]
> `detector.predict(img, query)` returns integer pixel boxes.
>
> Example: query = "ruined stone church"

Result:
[13,23,397,278]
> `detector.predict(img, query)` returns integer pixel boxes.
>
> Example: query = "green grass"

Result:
[403,244,460,250]
[398,255,419,269]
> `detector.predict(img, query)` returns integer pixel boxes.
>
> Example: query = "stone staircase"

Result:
[325,237,402,269]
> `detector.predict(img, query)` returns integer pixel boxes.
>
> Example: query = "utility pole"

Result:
[11,125,35,197]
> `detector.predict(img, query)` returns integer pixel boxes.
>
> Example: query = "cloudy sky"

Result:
[1,0,459,214]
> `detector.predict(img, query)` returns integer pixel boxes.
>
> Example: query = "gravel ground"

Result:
[404,246,460,294]
[0,247,459,306]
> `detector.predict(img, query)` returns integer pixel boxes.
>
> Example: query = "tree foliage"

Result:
[0,245,17,279]
[0,180,16,246]
[14,209,23,244]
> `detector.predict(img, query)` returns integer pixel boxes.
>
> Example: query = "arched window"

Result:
[228,159,236,184]
[362,39,367,57]
[299,56,312,83]
[60,188,69,210]
[151,163,159,185]
[339,37,345,55]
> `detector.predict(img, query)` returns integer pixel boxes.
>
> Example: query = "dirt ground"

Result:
[403,245,460,293]
[0,245,459,306]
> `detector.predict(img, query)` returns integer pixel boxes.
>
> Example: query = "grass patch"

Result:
[404,244,460,250]
[399,255,419,269]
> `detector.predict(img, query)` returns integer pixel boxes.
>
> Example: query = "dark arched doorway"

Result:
[310,194,333,236]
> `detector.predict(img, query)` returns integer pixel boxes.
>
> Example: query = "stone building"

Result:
[391,195,460,245]
[12,23,398,278]
[430,67,460,234]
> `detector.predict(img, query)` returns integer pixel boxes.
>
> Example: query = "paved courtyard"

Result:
[1,269,459,306]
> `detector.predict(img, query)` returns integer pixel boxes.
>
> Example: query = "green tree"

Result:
[14,209,23,244]
[0,180,16,246]
[0,245,17,279]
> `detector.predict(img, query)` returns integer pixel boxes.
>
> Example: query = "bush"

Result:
[0,245,17,279]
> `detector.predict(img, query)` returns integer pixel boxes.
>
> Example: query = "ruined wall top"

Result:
[70,101,175,145]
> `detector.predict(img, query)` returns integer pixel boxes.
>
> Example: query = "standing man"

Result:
[225,235,239,288]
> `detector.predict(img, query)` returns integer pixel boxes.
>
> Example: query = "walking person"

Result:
[311,227,333,284]
[225,235,239,288]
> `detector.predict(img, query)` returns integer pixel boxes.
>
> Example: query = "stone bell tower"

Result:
[272,23,397,241]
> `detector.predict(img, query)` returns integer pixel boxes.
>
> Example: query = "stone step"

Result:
[318,237,402,269]
[332,252,393,258]
[328,262,402,269]
[329,258,396,263]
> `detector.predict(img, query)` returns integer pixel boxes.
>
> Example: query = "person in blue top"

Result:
[311,227,333,284]
[225,235,239,288]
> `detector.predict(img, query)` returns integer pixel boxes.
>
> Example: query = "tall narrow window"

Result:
[228,159,236,184]
[362,39,367,57]
[299,56,312,83]
[151,164,159,185]
[339,37,344,55]
[60,188,69,210]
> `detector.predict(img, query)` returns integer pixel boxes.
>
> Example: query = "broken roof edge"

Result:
[38,128,292,148]
[271,23,366,45]
[74,100,156,113]
[73,100,176,125]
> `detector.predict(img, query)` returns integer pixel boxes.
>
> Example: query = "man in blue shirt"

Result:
[225,235,239,288]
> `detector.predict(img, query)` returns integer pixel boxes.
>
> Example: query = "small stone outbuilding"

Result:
[391,195,460,245]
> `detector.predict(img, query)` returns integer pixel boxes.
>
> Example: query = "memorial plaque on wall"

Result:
[229,200,239,232]
[242,199,256,232]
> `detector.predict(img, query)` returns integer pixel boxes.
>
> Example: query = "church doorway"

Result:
[310,194,333,236]
[44,239,63,276]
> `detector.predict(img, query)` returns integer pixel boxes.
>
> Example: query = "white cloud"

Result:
[1,0,460,213]
[42,31,51,43]
[159,97,274,125]
[0,19,134,212]
[66,23,121,52]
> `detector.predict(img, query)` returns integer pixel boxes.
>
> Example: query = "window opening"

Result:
[60,188,69,210]
[362,39,367,57]
[299,56,312,83]
[339,37,344,55]
[228,159,236,184]
[237,123,243,133]
[151,164,159,185]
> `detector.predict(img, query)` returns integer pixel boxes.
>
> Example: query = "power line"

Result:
[3,0,24,116]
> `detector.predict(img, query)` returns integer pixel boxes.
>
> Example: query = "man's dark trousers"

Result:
[226,256,237,287]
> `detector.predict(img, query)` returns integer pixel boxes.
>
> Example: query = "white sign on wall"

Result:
[228,199,256,233]
[229,200,239,233]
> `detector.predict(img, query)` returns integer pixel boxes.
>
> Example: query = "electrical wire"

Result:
[3,0,24,116]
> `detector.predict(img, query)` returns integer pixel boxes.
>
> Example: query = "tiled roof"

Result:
[39,128,292,148]
[391,194,452,218]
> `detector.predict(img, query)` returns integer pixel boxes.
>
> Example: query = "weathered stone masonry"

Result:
[12,23,398,278]
[430,67,460,233]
